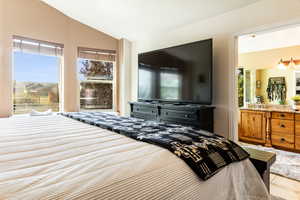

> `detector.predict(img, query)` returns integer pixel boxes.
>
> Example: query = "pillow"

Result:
[30,109,53,116]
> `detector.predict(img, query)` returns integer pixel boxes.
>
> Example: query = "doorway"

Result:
[234,25,300,198]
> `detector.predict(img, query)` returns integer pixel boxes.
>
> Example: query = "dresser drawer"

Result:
[272,112,294,120]
[133,106,158,114]
[296,136,300,150]
[131,112,157,120]
[271,119,294,134]
[295,114,300,121]
[295,121,300,136]
[160,109,198,121]
[272,133,294,149]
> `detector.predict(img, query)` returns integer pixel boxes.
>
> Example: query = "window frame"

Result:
[77,57,116,112]
[12,37,64,115]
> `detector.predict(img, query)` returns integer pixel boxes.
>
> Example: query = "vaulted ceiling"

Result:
[41,0,262,41]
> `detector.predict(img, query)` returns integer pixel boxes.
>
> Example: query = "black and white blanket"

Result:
[61,112,249,180]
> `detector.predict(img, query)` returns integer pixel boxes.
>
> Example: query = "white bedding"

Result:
[0,115,270,200]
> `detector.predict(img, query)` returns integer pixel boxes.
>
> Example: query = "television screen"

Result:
[138,39,212,104]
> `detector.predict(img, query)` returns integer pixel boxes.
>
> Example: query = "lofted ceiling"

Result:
[41,0,262,41]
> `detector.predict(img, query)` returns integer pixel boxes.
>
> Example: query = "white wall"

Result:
[131,0,300,138]
[118,39,132,115]
[131,42,138,102]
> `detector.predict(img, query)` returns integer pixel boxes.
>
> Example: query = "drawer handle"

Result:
[280,138,286,142]
[280,124,285,128]
[280,114,285,117]
[165,112,168,115]
[185,114,190,118]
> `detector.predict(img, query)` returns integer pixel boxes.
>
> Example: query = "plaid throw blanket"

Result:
[61,112,249,180]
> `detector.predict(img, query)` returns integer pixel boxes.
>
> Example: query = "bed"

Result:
[0,115,270,200]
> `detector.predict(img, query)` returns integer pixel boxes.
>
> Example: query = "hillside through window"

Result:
[13,36,62,114]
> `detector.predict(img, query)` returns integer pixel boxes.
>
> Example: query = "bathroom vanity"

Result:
[239,106,300,152]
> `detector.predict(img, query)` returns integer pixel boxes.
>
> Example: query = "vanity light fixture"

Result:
[289,57,296,70]
[277,59,286,70]
[277,57,300,70]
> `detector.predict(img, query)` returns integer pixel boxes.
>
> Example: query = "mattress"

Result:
[0,115,270,200]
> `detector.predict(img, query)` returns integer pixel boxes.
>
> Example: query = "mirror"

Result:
[238,67,299,106]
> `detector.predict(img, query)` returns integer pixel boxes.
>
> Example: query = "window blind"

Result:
[13,36,64,57]
[78,47,116,62]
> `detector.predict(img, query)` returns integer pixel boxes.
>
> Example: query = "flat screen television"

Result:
[138,39,212,104]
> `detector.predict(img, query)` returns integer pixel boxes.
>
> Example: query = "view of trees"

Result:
[79,59,114,110]
[80,60,113,80]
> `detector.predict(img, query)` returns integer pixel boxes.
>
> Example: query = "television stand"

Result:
[129,102,215,132]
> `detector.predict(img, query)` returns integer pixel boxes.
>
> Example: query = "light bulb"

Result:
[277,59,286,70]
[289,57,296,70]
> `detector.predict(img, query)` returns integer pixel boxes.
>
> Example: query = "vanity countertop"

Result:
[240,106,300,113]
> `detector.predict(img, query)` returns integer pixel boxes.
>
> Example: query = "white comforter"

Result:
[0,115,270,200]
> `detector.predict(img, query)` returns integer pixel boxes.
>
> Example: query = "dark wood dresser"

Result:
[129,102,215,132]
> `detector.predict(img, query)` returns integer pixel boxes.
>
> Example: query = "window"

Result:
[160,71,182,100]
[138,66,155,99]
[77,47,116,112]
[13,36,63,114]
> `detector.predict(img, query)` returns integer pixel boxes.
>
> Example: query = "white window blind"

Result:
[78,47,116,62]
[13,36,63,57]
